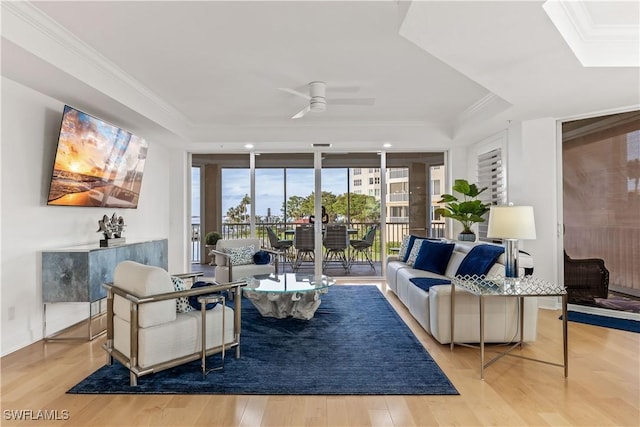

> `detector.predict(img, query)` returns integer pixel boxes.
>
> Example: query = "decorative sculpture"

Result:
[98,213,126,246]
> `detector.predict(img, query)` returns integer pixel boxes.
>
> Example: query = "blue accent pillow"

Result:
[409,277,451,292]
[455,244,505,277]
[188,281,219,310]
[413,240,455,275]
[253,250,271,265]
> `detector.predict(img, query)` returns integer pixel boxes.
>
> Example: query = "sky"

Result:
[192,168,350,221]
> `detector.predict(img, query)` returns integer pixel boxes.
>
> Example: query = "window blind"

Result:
[477,148,505,239]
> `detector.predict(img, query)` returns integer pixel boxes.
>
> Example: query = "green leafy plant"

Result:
[435,179,490,234]
[204,231,222,246]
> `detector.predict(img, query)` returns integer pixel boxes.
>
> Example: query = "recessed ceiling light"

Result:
[383,143,392,148]
[244,143,254,149]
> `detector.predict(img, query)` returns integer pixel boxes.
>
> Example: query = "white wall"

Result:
[167,148,191,273]
[443,146,468,239]
[0,78,175,355]
[450,118,561,307]
[512,118,561,308]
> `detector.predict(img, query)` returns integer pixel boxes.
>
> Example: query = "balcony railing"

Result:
[388,193,409,202]
[191,221,446,263]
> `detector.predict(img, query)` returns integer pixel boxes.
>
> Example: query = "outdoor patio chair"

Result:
[293,224,315,272]
[266,226,293,266]
[348,225,377,271]
[323,224,349,272]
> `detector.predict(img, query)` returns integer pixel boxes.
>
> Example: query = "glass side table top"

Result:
[452,275,567,296]
[245,273,335,293]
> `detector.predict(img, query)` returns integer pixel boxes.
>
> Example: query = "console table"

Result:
[42,239,168,340]
[450,275,568,379]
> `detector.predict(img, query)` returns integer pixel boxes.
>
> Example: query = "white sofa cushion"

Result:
[114,304,235,368]
[215,263,275,283]
[428,285,538,344]
[113,261,176,328]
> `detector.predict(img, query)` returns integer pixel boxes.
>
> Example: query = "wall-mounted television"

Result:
[47,105,148,208]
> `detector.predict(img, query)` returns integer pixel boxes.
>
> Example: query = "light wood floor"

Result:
[1,283,638,427]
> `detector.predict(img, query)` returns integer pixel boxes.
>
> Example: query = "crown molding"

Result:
[454,92,512,134]
[1,1,192,132]
[543,0,640,67]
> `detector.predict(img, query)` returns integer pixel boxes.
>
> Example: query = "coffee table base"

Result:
[244,289,327,320]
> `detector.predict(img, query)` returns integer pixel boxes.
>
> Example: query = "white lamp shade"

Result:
[487,205,537,239]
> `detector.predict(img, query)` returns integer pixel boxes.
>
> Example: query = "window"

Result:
[432,179,441,195]
[369,177,380,185]
[389,168,408,179]
[354,179,362,186]
[353,168,361,175]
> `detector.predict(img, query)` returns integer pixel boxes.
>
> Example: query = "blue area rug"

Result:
[68,285,458,395]
[563,311,640,333]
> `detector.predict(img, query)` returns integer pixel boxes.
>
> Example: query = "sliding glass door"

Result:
[192,150,445,277]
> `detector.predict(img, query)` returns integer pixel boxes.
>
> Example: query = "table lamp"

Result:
[487,205,537,278]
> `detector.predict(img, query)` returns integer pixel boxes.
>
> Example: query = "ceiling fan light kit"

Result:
[281,81,374,119]
[310,98,326,112]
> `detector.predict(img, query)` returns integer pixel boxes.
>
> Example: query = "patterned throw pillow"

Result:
[398,235,411,260]
[405,239,426,267]
[171,276,195,313]
[223,245,255,265]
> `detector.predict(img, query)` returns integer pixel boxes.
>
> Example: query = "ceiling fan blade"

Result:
[278,87,310,100]
[329,85,361,93]
[292,105,311,119]
[331,98,376,106]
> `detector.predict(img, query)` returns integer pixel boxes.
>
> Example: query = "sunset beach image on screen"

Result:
[47,106,148,208]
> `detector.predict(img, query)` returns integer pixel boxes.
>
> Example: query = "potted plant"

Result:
[205,231,222,247]
[204,231,222,265]
[435,179,490,241]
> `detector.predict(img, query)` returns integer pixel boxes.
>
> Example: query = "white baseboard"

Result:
[567,303,640,321]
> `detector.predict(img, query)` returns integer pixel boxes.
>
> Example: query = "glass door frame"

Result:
[246,150,388,277]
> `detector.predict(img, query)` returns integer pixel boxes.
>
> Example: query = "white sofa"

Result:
[211,238,279,283]
[103,261,243,386]
[386,239,537,344]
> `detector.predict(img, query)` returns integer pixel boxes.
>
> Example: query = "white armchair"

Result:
[211,238,280,283]
[103,261,245,386]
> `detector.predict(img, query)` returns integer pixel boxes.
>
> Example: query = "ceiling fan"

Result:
[279,81,375,119]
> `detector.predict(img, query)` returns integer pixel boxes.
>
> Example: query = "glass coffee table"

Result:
[243,273,334,320]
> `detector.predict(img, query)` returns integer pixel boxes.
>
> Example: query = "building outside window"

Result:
[432,179,441,195]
